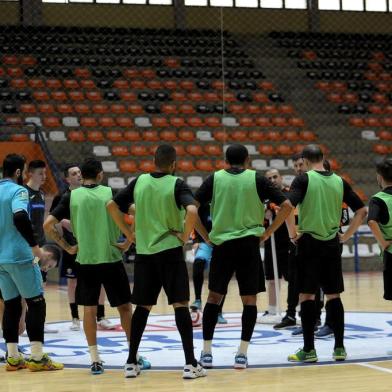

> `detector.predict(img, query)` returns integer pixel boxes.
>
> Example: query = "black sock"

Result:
[3,296,22,343]
[241,305,257,342]
[70,303,79,319]
[202,302,220,341]
[175,307,197,366]
[219,295,226,314]
[97,304,105,321]
[301,300,316,352]
[25,295,46,342]
[127,306,150,364]
[326,298,344,349]
[193,259,205,300]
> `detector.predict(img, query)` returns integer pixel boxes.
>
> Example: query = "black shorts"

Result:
[209,235,265,296]
[76,261,131,307]
[132,247,189,306]
[60,252,78,279]
[383,250,392,300]
[296,233,344,295]
[264,243,289,281]
[0,289,2,300]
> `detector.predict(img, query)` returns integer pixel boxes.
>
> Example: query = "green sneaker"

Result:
[333,347,347,361]
[288,348,318,363]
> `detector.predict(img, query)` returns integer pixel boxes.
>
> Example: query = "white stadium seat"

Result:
[108,177,125,189]
[93,145,110,157]
[196,131,213,141]
[186,176,203,188]
[49,131,66,141]
[245,145,257,155]
[252,159,268,171]
[282,175,295,186]
[101,161,119,172]
[270,159,287,170]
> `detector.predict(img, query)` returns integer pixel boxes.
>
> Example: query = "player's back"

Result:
[0,179,33,263]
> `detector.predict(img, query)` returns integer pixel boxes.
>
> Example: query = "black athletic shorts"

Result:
[383,250,392,300]
[76,261,131,307]
[60,252,78,279]
[209,235,265,296]
[264,244,289,281]
[296,233,344,295]
[0,289,2,300]
[132,247,189,306]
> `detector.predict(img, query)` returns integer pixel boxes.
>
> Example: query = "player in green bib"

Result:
[44,159,149,375]
[107,144,207,380]
[196,144,293,369]
[368,158,392,351]
[286,145,367,363]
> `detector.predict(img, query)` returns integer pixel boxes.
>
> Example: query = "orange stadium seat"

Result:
[276,145,293,156]
[379,130,392,140]
[86,91,102,102]
[7,67,23,77]
[68,131,85,142]
[20,104,37,113]
[112,146,129,156]
[152,117,169,128]
[64,79,80,89]
[74,104,90,114]
[160,130,178,142]
[99,117,116,127]
[222,92,236,102]
[349,117,365,127]
[204,92,219,102]
[141,69,155,79]
[127,104,144,114]
[124,130,141,141]
[231,130,248,141]
[205,117,221,128]
[180,81,194,90]
[46,79,62,89]
[259,145,276,155]
[239,117,255,127]
[74,68,90,78]
[259,81,274,90]
[283,130,299,141]
[80,117,98,127]
[11,79,26,89]
[177,160,196,172]
[161,104,178,115]
[42,117,61,128]
[292,144,305,153]
[247,104,263,114]
[116,117,134,127]
[204,144,222,156]
[171,92,187,101]
[139,160,155,173]
[124,69,139,78]
[111,104,126,114]
[229,104,246,114]
[143,130,160,141]
[188,92,203,102]
[215,159,228,170]
[170,117,186,128]
[365,118,382,127]
[107,131,124,142]
[179,129,195,141]
[87,131,104,142]
[28,79,45,88]
[163,81,178,90]
[267,131,282,141]
[57,104,73,114]
[10,134,29,142]
[130,80,145,89]
[213,130,228,142]
[119,160,138,173]
[33,91,50,101]
[186,145,204,156]
[130,145,149,156]
[187,117,204,127]
[69,91,85,101]
[289,117,305,127]
[249,130,266,141]
[51,91,67,101]
[368,105,384,114]
[255,117,271,127]
[373,144,389,154]
[38,103,54,113]
[80,80,96,89]
[263,104,278,115]
[174,145,186,156]
[93,104,109,114]
[196,159,214,172]
[179,104,195,114]
[113,80,129,89]
[299,130,316,141]
[383,118,392,127]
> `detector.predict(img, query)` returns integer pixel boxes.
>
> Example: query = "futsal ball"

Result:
[191,310,202,327]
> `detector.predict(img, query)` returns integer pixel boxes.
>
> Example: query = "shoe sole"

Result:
[200,363,213,369]
[6,365,26,371]
[288,358,318,363]
[274,325,297,330]
[125,371,140,378]
[315,334,334,338]
[333,356,347,361]
[91,371,104,375]
[234,364,247,369]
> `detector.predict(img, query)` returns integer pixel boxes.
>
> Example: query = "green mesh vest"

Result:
[134,174,185,255]
[210,169,265,245]
[70,185,122,264]
[298,170,343,241]
[373,191,392,254]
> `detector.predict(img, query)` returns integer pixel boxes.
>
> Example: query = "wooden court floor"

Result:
[2,272,392,392]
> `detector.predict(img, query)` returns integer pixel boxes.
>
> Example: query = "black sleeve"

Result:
[113,178,138,214]
[50,192,71,221]
[13,210,37,247]
[195,174,214,205]
[255,174,288,204]
[175,179,195,209]
[368,197,389,224]
[50,194,62,213]
[288,174,308,207]
[342,179,365,212]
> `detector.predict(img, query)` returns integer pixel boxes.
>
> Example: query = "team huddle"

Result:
[0,143,391,379]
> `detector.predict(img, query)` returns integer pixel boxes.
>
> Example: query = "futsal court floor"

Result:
[2,272,392,392]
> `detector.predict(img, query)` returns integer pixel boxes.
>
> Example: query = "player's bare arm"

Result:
[43,215,78,255]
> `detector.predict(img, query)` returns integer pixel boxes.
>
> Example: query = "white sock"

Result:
[203,340,212,354]
[31,341,43,361]
[268,305,277,315]
[88,345,101,363]
[238,340,249,355]
[7,343,19,358]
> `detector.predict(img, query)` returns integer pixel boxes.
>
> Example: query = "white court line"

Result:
[357,362,392,374]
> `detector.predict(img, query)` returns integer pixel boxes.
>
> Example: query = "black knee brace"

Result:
[25,295,46,342]
[3,296,22,343]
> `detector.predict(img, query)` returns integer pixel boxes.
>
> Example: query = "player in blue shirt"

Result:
[0,154,63,372]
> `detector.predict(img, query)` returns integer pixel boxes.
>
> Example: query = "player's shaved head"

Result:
[302,144,324,163]
[226,144,249,166]
[154,144,176,169]
[376,158,392,183]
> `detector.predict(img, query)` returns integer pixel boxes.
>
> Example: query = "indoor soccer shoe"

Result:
[137,355,151,370]
[333,347,347,361]
[6,354,26,371]
[124,363,140,378]
[90,361,104,375]
[315,324,334,338]
[200,351,213,368]
[70,318,81,331]
[288,348,318,363]
[26,353,64,371]
[217,313,228,324]
[191,309,202,327]
[183,363,207,379]
[190,299,202,311]
[274,316,296,330]
[97,318,116,330]
[234,353,248,369]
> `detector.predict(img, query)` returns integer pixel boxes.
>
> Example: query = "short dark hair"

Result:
[376,158,392,183]
[302,144,324,163]
[28,159,46,172]
[3,154,26,178]
[226,144,249,165]
[43,243,62,267]
[323,159,331,171]
[81,158,103,180]
[154,144,176,168]
[291,152,303,162]
[63,163,80,178]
